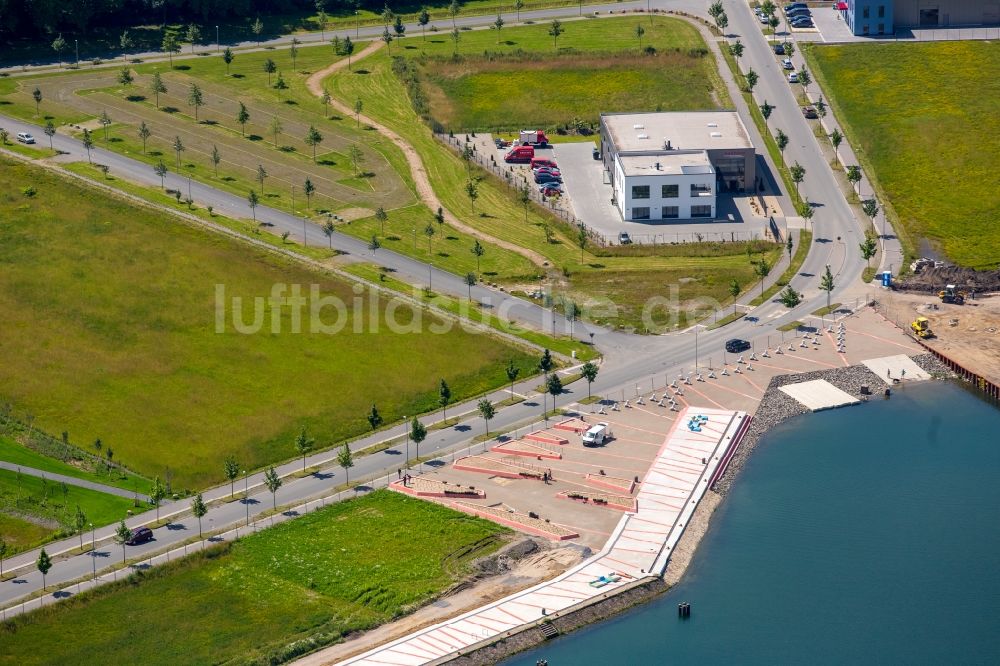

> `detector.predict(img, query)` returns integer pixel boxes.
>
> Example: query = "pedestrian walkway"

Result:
[0,462,144,501]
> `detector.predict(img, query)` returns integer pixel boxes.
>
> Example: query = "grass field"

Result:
[0,468,142,554]
[0,433,145,493]
[0,157,537,489]
[806,41,1000,269]
[0,490,509,664]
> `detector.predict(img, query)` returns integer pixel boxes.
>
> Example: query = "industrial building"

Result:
[842,0,999,36]
[598,111,755,222]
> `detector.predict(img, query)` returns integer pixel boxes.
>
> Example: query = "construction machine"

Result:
[910,317,933,339]
[938,284,966,305]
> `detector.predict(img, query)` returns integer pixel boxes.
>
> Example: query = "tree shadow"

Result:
[126,95,146,102]
[231,73,245,79]
[172,65,191,71]
[161,106,179,114]
[425,460,446,468]
[165,523,187,531]
[247,134,263,141]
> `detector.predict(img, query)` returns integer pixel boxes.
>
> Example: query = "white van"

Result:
[16,132,36,144]
[582,422,612,446]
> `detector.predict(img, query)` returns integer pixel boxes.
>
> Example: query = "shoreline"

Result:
[424,352,955,665]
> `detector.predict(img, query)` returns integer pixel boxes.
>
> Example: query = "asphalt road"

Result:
[0,0,884,611]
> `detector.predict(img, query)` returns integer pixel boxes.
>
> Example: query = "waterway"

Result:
[506,381,1000,665]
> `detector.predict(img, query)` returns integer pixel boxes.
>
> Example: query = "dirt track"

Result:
[305,41,549,269]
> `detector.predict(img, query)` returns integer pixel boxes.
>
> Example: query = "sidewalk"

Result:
[0,461,146,501]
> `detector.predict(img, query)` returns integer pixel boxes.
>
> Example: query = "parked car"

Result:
[534,173,562,184]
[533,168,562,179]
[788,71,799,83]
[592,146,600,160]
[787,10,812,21]
[782,58,794,69]
[538,181,563,192]
[791,17,814,27]
[494,138,510,149]
[725,339,751,354]
[784,2,807,10]
[758,13,769,23]
[773,43,785,55]
[618,232,632,245]
[540,185,563,197]
[530,157,557,170]
[125,526,154,545]
[786,6,811,16]
[802,106,818,119]
[16,132,35,144]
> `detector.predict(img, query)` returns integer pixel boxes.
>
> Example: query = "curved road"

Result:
[0,0,887,613]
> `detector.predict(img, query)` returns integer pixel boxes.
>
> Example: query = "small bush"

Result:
[21,186,37,197]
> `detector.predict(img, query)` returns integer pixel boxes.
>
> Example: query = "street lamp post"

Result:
[90,523,95,580]
[243,471,249,524]
[216,26,220,52]
[404,416,409,466]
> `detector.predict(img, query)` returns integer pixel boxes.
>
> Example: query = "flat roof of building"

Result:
[617,151,715,177]
[602,111,753,153]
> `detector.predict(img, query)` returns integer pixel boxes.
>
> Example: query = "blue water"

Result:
[505,382,1000,665]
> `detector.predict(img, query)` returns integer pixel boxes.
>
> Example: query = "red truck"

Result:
[519,129,550,147]
[504,145,534,163]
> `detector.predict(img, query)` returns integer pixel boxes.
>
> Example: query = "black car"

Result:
[125,526,154,545]
[725,339,751,354]
[773,43,785,55]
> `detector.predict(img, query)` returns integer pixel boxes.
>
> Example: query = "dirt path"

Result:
[305,41,549,269]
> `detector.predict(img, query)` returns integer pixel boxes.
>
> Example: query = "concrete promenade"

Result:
[336,407,749,666]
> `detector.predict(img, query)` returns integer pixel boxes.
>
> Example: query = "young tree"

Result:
[716,11,729,35]
[635,24,645,50]
[799,198,814,230]
[862,198,881,236]
[790,161,806,195]
[224,456,240,498]
[478,398,496,436]
[348,144,364,175]
[783,41,795,59]
[343,36,355,71]
[546,373,563,412]
[236,102,250,136]
[760,100,774,128]
[154,160,168,188]
[256,164,268,193]
[82,128,94,163]
[815,97,827,118]
[191,494,207,536]
[321,90,331,118]
[52,34,67,65]
[753,258,771,296]
[731,39,744,69]
[294,427,314,471]
[263,58,277,86]
[304,178,315,209]
[187,83,204,120]
[151,71,167,109]
[847,165,862,194]
[186,23,201,53]
[368,235,381,255]
[136,121,151,154]
[725,277,741,314]
[44,121,56,150]
[471,239,485,272]
[305,125,323,162]
[465,179,479,213]
[768,14,779,38]
[505,359,520,401]
[775,129,789,163]
[439,379,452,421]
[323,220,335,248]
[120,29,134,62]
[779,284,801,307]
[0,538,7,577]
[269,116,283,146]
[149,476,167,522]
[787,233,794,260]
[424,222,435,252]
[247,189,260,222]
[37,548,52,590]
[172,135,184,167]
[354,98,363,127]
[798,67,812,87]
[493,14,505,43]
[382,4,395,26]
[538,348,554,379]
[337,444,354,485]
[745,68,759,94]
[99,109,112,142]
[251,17,264,45]
[273,72,288,92]
[375,206,388,234]
[419,8,430,39]
[74,505,88,549]
[31,87,42,115]
[222,47,235,75]
[394,15,406,39]
[514,0,525,22]
[367,403,383,432]
[211,144,221,177]
[449,0,461,27]
[519,185,531,223]
[382,27,394,53]
[580,360,599,398]
[410,418,427,461]
[576,224,588,261]
[113,519,131,564]
[162,32,180,67]
[317,3,328,39]
[464,272,476,299]
[548,19,564,50]
[290,37,301,69]
[859,230,878,268]
[819,264,835,308]
[263,466,282,509]
[435,206,445,226]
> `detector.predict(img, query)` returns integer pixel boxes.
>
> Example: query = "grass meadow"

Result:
[0,490,509,664]
[0,157,537,490]
[0,434,145,492]
[807,40,1000,268]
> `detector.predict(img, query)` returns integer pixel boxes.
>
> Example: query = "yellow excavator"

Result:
[910,317,933,339]
[938,284,966,305]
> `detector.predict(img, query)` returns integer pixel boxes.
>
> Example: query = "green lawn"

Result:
[0,490,509,665]
[0,468,142,554]
[0,157,537,490]
[0,433,145,493]
[422,50,723,132]
[0,513,56,555]
[806,41,1000,269]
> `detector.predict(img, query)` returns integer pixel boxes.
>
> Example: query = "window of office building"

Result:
[690,184,712,196]
[863,24,870,34]
[632,207,650,220]
[878,5,884,18]
[691,205,712,218]
[662,206,679,219]
[878,23,885,33]
[631,185,650,199]
[661,184,679,198]
[863,6,870,18]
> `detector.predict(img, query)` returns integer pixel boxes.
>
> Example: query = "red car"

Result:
[533,167,562,178]
[540,186,562,197]
[530,157,557,170]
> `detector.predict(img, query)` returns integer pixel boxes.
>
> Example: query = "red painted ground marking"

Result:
[639,496,685,510]
[617,532,670,546]
[463,616,512,632]
[410,635,449,655]
[824,328,852,366]
[601,555,644,570]
[621,526,672,537]
[495,605,529,624]
[384,646,439,662]
[612,545,659,554]
[679,383,727,409]
[438,626,475,644]
[606,435,664,447]
[567,448,656,464]
[739,371,766,392]
[845,323,917,350]
[749,359,800,373]
[776,349,839,369]
[701,380,761,401]
[424,630,462,651]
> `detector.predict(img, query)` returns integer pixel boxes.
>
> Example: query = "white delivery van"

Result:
[582,422,611,446]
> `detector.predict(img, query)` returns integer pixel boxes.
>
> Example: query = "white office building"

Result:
[599,111,756,222]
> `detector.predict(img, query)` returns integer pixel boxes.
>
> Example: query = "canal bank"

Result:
[503,378,1000,665]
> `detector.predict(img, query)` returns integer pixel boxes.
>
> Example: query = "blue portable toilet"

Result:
[881,271,892,288]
